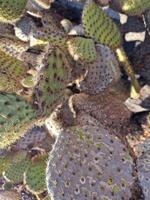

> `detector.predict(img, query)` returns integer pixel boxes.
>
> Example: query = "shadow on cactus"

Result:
[82,1,140,98]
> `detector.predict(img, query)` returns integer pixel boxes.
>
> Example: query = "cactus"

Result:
[0,156,11,175]
[46,110,134,200]
[67,37,97,62]
[0,50,31,93]
[111,0,150,16]
[24,155,47,194]
[34,47,70,116]
[82,1,140,98]
[0,0,27,23]
[4,151,30,183]
[76,44,120,94]
[0,93,37,149]
[0,38,29,60]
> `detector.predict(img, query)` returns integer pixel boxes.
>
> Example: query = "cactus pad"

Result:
[0,93,37,149]
[77,44,120,94]
[46,112,134,200]
[24,155,47,194]
[82,2,121,49]
[4,152,30,183]
[0,38,29,60]
[34,48,70,116]
[0,0,27,23]
[67,37,97,62]
[0,50,30,93]
[121,0,150,15]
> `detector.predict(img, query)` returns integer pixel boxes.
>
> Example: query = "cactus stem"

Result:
[116,47,140,99]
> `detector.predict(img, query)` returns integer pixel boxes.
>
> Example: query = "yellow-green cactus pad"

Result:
[0,0,27,23]
[0,50,30,93]
[0,156,11,175]
[121,0,150,15]
[0,38,29,60]
[4,152,30,183]
[67,37,97,62]
[0,93,37,149]
[24,155,47,194]
[34,48,70,116]
[82,2,121,49]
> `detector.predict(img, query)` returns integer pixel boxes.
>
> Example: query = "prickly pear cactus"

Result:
[0,38,29,60]
[76,44,120,94]
[111,0,150,15]
[24,155,47,194]
[46,111,134,200]
[82,1,140,97]
[0,93,37,149]
[0,0,27,23]
[67,37,97,62]
[34,47,70,116]
[0,50,31,93]
[82,1,121,49]
[4,151,30,183]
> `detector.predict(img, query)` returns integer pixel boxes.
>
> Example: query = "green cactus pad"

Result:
[0,156,10,175]
[67,37,97,62]
[34,48,70,116]
[24,155,47,194]
[82,2,121,49]
[121,0,150,15]
[4,152,30,183]
[0,0,27,23]
[0,93,37,149]
[0,50,30,93]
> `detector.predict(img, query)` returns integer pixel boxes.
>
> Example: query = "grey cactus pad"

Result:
[78,44,120,94]
[46,114,134,200]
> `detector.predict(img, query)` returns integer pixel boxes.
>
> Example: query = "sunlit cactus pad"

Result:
[67,37,97,62]
[82,1,121,49]
[46,112,134,200]
[0,0,27,23]
[0,93,37,149]
[34,47,70,116]
[120,0,150,15]
[0,38,29,60]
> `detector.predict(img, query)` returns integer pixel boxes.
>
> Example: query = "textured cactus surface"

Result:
[4,152,30,183]
[0,93,37,149]
[67,37,97,62]
[46,112,134,200]
[0,38,29,60]
[0,50,30,93]
[120,0,150,15]
[34,47,70,116]
[25,155,47,194]
[77,44,120,94]
[0,0,27,23]
[82,1,121,49]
